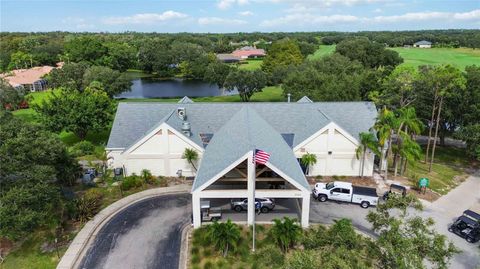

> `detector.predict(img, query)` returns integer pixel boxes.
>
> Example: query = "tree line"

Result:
[1,29,479,72]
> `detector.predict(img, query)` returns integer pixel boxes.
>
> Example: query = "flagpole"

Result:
[252,150,256,252]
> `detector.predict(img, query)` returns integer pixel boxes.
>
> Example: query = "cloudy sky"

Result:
[1,0,479,32]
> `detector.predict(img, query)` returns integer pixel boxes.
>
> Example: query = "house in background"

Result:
[231,46,266,59]
[0,63,61,91]
[216,53,241,63]
[413,40,432,48]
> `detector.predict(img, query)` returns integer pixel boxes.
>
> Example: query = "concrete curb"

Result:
[179,224,193,269]
[57,184,191,269]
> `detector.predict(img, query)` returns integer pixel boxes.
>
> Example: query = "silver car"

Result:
[230,198,275,213]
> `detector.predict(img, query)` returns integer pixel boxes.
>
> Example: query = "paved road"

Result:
[310,172,480,269]
[79,193,191,269]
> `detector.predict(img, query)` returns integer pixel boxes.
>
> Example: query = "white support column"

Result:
[247,151,255,226]
[301,192,310,228]
[192,192,201,228]
[326,126,335,176]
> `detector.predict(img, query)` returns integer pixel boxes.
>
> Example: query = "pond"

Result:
[115,78,237,99]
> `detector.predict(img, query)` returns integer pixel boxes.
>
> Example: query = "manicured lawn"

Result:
[307,45,335,60]
[308,45,479,70]
[13,89,58,123]
[400,146,476,195]
[391,47,480,70]
[238,59,263,70]
[119,86,284,103]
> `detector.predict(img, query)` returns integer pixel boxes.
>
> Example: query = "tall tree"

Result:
[262,39,303,75]
[0,111,79,239]
[282,54,364,102]
[224,69,267,102]
[82,66,132,97]
[335,37,403,69]
[373,107,397,179]
[34,85,114,140]
[203,61,232,89]
[392,107,423,176]
[64,36,107,64]
[0,78,26,110]
[356,132,379,178]
[371,65,419,110]
[48,62,89,91]
[417,65,465,171]
[367,194,459,269]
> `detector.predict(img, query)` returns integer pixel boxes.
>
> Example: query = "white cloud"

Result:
[61,17,95,30]
[371,10,480,23]
[453,9,480,20]
[217,0,249,10]
[238,11,254,16]
[373,8,382,13]
[261,9,480,27]
[198,17,248,25]
[260,13,359,27]
[102,11,188,25]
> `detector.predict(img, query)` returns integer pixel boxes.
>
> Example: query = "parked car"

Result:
[312,181,378,208]
[201,200,222,222]
[230,198,275,213]
[448,210,480,243]
[382,183,407,200]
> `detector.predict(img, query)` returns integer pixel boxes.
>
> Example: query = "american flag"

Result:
[254,149,270,165]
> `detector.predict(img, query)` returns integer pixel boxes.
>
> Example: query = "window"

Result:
[341,188,351,194]
[331,188,342,193]
[199,133,214,148]
[326,182,335,190]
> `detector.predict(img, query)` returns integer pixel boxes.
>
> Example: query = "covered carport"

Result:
[191,107,311,228]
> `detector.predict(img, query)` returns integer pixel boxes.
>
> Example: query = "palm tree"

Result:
[300,153,317,176]
[373,107,396,180]
[356,132,379,178]
[398,134,422,175]
[269,217,302,253]
[207,219,241,257]
[182,148,198,171]
[393,107,423,176]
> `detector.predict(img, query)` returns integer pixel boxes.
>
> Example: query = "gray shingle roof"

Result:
[297,96,313,103]
[106,102,377,150]
[414,40,432,45]
[192,107,309,191]
[178,96,194,103]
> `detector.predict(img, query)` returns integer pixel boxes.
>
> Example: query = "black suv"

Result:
[448,210,480,243]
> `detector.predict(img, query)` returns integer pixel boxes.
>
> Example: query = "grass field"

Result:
[238,59,263,70]
[391,47,480,70]
[309,45,479,70]
[307,45,336,60]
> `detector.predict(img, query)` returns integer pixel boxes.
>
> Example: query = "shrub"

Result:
[157,176,168,187]
[203,261,213,269]
[70,141,96,157]
[191,253,200,264]
[140,169,156,184]
[254,244,284,268]
[75,188,104,222]
[285,250,320,269]
[121,175,143,190]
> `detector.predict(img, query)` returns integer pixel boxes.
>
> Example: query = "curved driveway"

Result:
[79,193,191,269]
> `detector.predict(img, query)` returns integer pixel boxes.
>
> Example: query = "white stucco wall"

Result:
[108,123,202,177]
[295,123,375,177]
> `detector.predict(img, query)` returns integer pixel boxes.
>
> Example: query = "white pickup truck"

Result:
[312,181,378,208]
